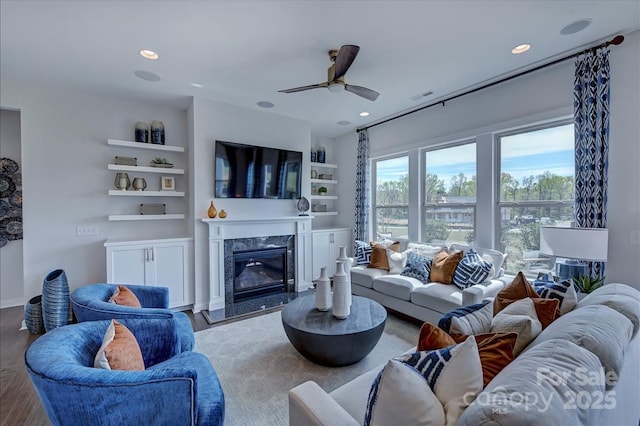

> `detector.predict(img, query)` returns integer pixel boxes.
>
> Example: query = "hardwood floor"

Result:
[0,306,212,425]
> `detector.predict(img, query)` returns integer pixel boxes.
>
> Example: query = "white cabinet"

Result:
[105,238,192,308]
[310,162,338,216]
[311,228,351,278]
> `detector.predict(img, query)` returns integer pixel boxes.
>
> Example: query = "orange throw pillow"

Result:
[110,285,142,308]
[429,250,464,284]
[531,298,561,329]
[417,323,456,351]
[493,272,540,315]
[474,332,518,387]
[94,320,145,371]
[368,241,401,271]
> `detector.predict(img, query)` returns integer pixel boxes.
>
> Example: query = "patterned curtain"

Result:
[354,129,370,251]
[573,48,610,278]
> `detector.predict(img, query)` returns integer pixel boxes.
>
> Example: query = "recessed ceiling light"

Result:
[337,120,351,125]
[134,70,161,82]
[511,44,531,55]
[257,101,275,108]
[561,19,593,35]
[190,83,203,88]
[139,49,159,60]
[359,112,370,117]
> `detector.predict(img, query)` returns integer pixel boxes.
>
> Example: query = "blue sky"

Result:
[376,124,574,190]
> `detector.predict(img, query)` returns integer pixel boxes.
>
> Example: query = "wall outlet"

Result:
[76,225,98,237]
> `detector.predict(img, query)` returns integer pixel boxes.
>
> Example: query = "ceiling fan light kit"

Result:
[279,44,379,101]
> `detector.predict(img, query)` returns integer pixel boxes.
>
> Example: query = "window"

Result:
[423,142,476,245]
[373,156,409,240]
[498,122,574,274]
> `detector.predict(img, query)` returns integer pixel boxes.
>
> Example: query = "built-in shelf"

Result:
[108,190,185,197]
[108,164,185,174]
[108,214,186,221]
[311,211,339,216]
[108,139,185,153]
[310,162,338,169]
[310,178,338,184]
[310,195,337,200]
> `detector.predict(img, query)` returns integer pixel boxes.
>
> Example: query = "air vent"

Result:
[410,90,435,101]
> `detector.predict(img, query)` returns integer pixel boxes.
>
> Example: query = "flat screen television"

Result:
[215,140,302,199]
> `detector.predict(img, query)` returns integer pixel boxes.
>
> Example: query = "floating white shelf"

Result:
[311,211,339,216]
[108,164,185,174]
[310,195,337,200]
[108,139,184,153]
[108,190,185,197]
[108,214,186,221]
[310,162,338,168]
[311,178,338,184]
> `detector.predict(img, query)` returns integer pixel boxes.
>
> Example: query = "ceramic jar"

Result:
[114,172,130,190]
[336,246,352,306]
[132,177,147,191]
[317,146,326,163]
[134,121,149,143]
[315,267,332,312]
[332,261,350,319]
[150,120,165,145]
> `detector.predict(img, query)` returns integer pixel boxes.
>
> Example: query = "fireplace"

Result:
[233,247,287,301]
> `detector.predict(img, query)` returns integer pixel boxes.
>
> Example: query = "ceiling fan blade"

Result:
[345,84,380,101]
[333,45,360,79]
[278,82,328,93]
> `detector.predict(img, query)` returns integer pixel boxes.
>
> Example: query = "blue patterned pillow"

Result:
[533,276,577,314]
[438,300,491,334]
[354,240,373,265]
[401,251,432,283]
[452,248,492,289]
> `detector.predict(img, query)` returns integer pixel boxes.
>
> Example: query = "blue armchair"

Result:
[25,318,225,426]
[71,283,194,352]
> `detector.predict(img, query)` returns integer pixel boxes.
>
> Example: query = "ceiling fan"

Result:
[278,45,380,101]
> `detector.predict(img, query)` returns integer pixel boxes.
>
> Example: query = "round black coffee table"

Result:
[281,295,387,366]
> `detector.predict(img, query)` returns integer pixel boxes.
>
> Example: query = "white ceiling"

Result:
[1,1,638,138]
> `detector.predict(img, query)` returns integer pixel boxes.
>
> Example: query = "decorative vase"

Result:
[150,120,165,145]
[219,209,227,218]
[315,267,332,312]
[332,261,350,319]
[42,269,70,332]
[207,201,217,218]
[317,146,326,163]
[24,295,45,334]
[114,172,130,190]
[336,246,352,306]
[134,121,149,143]
[310,150,317,163]
[132,177,147,191]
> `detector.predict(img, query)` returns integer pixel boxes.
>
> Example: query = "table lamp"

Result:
[539,227,609,280]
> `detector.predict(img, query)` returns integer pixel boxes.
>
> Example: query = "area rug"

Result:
[194,309,420,426]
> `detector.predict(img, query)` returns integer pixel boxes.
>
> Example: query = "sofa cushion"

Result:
[527,304,633,384]
[411,283,464,314]
[351,266,387,289]
[457,339,605,426]
[437,300,492,335]
[373,274,423,301]
[401,251,432,283]
[490,298,542,355]
[532,275,578,315]
[577,283,640,336]
[363,359,446,426]
[493,272,540,315]
[452,249,492,289]
[94,320,145,371]
[430,250,464,284]
[407,242,447,257]
[354,240,373,265]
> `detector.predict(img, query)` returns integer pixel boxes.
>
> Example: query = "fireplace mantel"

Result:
[201,216,313,312]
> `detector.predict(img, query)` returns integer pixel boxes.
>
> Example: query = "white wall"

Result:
[189,97,311,311]
[0,109,24,307]
[0,82,188,306]
[333,30,640,288]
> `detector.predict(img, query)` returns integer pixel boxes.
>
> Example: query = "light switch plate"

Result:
[76,226,98,237]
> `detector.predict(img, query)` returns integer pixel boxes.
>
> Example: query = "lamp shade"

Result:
[539,227,609,261]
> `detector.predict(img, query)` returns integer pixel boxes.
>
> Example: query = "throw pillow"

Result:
[394,336,483,425]
[533,276,578,315]
[530,298,561,329]
[473,332,518,387]
[368,241,400,270]
[401,251,432,283]
[437,300,492,335]
[407,242,447,258]
[477,247,507,280]
[387,249,408,274]
[430,250,464,284]
[490,298,543,355]
[109,285,142,308]
[364,359,446,426]
[452,248,493,289]
[354,240,373,265]
[94,320,145,370]
[493,271,540,316]
[417,322,456,350]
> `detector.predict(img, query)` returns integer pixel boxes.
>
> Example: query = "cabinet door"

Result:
[107,246,147,285]
[151,243,187,308]
[312,231,332,279]
[331,230,352,261]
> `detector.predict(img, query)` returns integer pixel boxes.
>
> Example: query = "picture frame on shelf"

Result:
[161,176,175,191]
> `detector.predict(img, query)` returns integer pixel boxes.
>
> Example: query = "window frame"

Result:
[372,154,410,241]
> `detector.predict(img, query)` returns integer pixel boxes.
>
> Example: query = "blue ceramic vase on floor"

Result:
[24,295,45,334]
[42,269,70,332]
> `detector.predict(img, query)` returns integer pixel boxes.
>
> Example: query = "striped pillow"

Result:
[438,300,492,334]
[400,251,432,283]
[452,248,492,289]
[533,276,577,315]
[354,240,372,265]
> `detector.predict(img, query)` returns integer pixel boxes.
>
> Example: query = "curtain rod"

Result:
[357,35,624,133]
